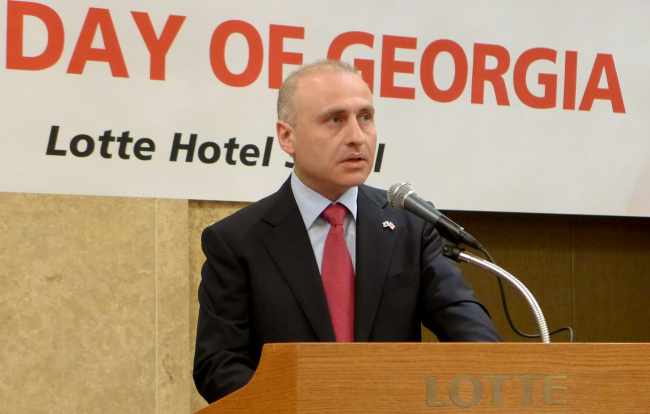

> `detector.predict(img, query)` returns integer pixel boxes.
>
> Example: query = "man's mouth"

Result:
[344,153,365,162]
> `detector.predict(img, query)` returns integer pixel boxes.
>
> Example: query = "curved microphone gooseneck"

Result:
[387,181,556,344]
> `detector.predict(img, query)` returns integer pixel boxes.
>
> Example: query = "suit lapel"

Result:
[354,186,399,342]
[260,179,336,342]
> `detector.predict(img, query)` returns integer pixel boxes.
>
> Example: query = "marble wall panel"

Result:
[156,199,190,414]
[0,193,157,414]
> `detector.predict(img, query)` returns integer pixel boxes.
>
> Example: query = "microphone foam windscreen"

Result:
[387,181,414,209]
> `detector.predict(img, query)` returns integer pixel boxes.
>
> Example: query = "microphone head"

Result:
[387,181,415,209]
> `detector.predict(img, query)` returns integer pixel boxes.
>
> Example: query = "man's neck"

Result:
[290,172,358,230]
[292,171,347,202]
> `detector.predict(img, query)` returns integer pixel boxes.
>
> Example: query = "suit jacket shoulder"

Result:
[205,178,295,237]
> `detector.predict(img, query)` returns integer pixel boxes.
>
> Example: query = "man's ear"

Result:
[276,120,296,156]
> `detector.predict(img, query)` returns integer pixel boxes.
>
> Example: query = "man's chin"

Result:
[337,171,372,189]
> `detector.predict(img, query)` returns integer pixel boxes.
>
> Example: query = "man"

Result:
[194,60,500,403]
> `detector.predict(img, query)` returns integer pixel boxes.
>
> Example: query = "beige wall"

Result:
[0,194,190,414]
[2,192,649,413]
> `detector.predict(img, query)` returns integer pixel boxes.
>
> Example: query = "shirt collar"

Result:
[291,171,358,230]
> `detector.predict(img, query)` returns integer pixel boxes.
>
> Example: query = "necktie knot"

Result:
[321,203,347,227]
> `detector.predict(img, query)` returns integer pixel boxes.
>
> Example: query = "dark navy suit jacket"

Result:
[193,178,501,403]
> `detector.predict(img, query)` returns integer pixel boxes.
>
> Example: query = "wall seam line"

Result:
[155,199,159,414]
[186,200,191,413]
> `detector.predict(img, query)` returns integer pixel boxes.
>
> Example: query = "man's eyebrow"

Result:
[319,105,375,119]
[360,105,375,115]
[318,108,346,120]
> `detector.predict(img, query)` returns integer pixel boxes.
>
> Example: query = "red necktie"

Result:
[320,203,355,342]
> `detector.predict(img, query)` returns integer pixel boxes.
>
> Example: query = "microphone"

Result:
[387,182,482,249]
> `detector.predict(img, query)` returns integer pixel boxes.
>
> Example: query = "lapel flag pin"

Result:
[382,221,395,230]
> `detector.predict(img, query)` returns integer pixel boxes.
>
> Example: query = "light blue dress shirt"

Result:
[290,171,357,274]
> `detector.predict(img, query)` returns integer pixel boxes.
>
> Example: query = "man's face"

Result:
[277,72,377,201]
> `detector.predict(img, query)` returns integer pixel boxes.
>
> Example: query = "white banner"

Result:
[1,0,649,216]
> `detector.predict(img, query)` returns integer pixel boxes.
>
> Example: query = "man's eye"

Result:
[330,116,340,123]
[361,114,371,121]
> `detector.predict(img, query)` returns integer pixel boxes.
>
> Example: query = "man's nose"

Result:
[345,118,365,145]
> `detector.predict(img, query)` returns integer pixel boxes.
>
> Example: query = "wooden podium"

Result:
[195,343,650,413]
